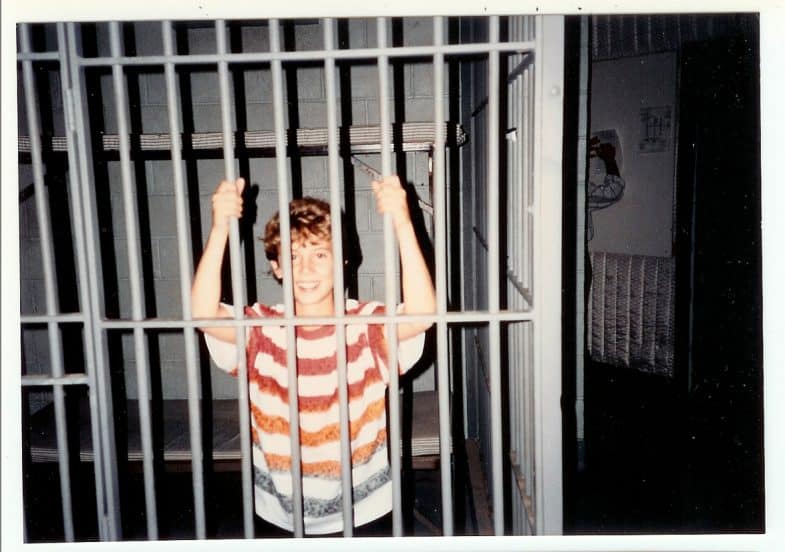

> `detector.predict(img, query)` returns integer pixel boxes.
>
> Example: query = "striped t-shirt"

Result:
[204,299,425,534]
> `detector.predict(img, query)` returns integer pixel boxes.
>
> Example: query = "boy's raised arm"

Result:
[372,176,436,341]
[191,178,245,343]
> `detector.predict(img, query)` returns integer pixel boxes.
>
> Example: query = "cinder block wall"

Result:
[19,19,450,403]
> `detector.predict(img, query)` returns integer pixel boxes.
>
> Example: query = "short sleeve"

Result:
[202,302,250,375]
[366,302,426,381]
[397,330,426,374]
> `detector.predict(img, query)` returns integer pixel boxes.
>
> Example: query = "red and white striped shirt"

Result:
[204,299,425,534]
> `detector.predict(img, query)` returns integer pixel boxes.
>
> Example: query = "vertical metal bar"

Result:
[486,15,505,535]
[322,18,354,536]
[375,16,402,536]
[66,22,122,540]
[56,22,108,541]
[431,16,454,536]
[533,16,566,533]
[214,19,255,538]
[162,21,207,539]
[269,19,305,537]
[19,23,75,542]
[108,21,158,539]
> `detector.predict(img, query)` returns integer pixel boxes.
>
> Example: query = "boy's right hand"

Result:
[211,178,245,233]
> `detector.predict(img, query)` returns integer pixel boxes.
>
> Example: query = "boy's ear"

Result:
[270,260,283,280]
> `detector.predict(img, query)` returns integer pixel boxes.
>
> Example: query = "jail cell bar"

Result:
[17,15,563,539]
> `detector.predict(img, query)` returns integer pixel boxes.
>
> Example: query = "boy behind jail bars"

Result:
[191,175,436,535]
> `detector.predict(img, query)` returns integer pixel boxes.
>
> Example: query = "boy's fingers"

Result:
[236,177,246,196]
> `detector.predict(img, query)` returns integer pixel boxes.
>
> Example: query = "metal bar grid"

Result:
[485,15,505,536]
[375,16,404,536]
[108,21,159,538]
[72,40,537,67]
[431,16,455,536]
[161,20,207,539]
[97,310,539,329]
[268,19,305,538]
[66,21,123,539]
[17,15,560,540]
[322,17,354,536]
[215,19,256,539]
[18,23,76,542]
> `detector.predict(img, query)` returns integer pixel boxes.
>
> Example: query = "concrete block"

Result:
[196,159,226,195]
[142,72,166,106]
[209,363,240,399]
[353,190,371,232]
[405,96,448,122]
[113,238,130,279]
[243,68,272,103]
[140,105,172,133]
[20,238,43,280]
[357,275,373,300]
[191,104,228,132]
[120,331,136,362]
[402,17,434,47]
[293,66,324,100]
[247,158,279,191]
[245,102,274,130]
[347,64,393,100]
[346,19,368,48]
[132,22,164,56]
[187,27,216,55]
[411,62,447,98]
[293,22,322,51]
[148,196,179,237]
[364,98,397,125]
[154,278,184,318]
[157,332,186,362]
[21,326,41,371]
[240,23,270,52]
[156,237,188,280]
[190,70,221,105]
[147,160,174,195]
[160,361,190,400]
[20,278,44,316]
[299,157,328,190]
[297,101,328,128]
[116,280,132,319]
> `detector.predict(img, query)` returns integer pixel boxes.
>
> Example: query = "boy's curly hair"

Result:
[262,197,334,261]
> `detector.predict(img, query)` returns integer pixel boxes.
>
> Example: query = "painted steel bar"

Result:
[524,18,537,509]
[98,310,539,330]
[20,313,86,324]
[525,43,535,292]
[21,374,90,387]
[431,16,454,536]
[108,21,159,539]
[16,51,61,61]
[375,17,402,535]
[19,23,75,542]
[269,19,306,537]
[74,41,538,67]
[214,19,256,539]
[485,16,505,536]
[66,21,122,540]
[321,18,354,536]
[162,20,207,539]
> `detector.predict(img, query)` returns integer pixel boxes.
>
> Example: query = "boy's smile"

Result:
[271,237,335,317]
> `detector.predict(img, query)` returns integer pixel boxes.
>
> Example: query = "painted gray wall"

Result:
[588,52,677,257]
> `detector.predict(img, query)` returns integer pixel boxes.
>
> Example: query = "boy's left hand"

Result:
[372,175,411,231]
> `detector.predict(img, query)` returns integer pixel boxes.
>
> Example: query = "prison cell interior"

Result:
[17,16,564,541]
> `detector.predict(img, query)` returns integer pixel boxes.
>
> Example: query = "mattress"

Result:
[587,251,675,377]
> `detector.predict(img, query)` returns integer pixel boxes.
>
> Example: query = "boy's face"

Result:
[270,236,335,316]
